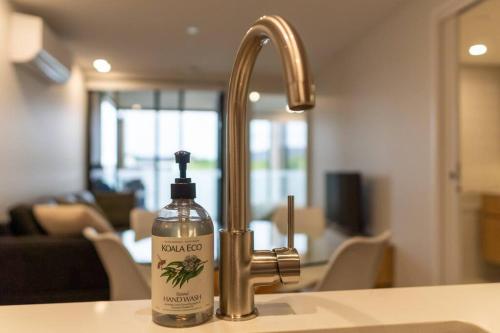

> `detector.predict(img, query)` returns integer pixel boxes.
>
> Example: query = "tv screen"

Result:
[325,172,364,235]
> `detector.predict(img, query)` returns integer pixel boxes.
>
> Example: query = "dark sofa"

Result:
[0,236,109,305]
[0,190,136,305]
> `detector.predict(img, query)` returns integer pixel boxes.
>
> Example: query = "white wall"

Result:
[460,65,500,192]
[0,1,86,220]
[312,0,443,286]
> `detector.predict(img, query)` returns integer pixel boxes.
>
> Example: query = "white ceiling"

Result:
[460,0,500,65]
[11,0,405,85]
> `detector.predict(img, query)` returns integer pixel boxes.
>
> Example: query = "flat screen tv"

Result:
[325,172,365,235]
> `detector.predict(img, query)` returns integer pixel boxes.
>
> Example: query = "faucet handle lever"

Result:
[273,195,300,285]
[273,247,300,284]
[287,195,294,249]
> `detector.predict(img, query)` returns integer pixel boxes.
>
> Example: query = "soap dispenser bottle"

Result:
[152,150,214,327]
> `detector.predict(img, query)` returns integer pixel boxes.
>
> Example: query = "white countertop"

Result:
[1,283,499,332]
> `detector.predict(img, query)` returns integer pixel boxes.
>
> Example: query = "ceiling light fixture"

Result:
[249,91,260,102]
[93,59,111,73]
[186,26,199,36]
[468,44,487,56]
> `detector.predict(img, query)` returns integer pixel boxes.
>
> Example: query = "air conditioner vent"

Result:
[9,13,72,84]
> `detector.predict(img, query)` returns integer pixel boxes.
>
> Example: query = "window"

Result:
[249,93,309,220]
[89,90,309,225]
[89,90,223,222]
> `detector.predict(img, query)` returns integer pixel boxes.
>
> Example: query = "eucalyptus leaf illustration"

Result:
[160,255,206,289]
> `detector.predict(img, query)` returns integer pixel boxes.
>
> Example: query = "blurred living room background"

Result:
[2,0,500,305]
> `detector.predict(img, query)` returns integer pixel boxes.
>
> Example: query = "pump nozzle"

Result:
[175,151,191,180]
[171,150,196,199]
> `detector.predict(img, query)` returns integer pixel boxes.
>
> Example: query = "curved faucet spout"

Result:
[219,15,314,321]
[226,15,315,232]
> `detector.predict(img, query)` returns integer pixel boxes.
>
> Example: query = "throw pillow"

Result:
[33,204,114,236]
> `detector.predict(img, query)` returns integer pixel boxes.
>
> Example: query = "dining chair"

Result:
[130,208,157,241]
[271,206,326,238]
[314,231,391,291]
[83,227,150,300]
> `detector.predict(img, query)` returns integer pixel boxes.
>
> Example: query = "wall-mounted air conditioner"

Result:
[9,13,72,84]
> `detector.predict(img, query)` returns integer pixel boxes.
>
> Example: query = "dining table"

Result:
[120,220,351,292]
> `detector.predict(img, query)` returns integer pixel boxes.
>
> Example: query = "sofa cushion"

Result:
[56,190,107,218]
[0,236,109,305]
[0,222,12,236]
[33,204,114,236]
[9,204,47,236]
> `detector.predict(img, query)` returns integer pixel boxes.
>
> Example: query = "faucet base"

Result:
[216,308,258,321]
[217,229,257,320]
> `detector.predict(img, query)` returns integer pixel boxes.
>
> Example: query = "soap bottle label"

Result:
[152,234,214,315]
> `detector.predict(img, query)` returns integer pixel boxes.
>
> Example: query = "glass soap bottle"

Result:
[151,150,214,327]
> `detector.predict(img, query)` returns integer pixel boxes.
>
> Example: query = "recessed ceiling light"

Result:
[468,44,487,56]
[186,26,199,36]
[249,91,260,102]
[93,59,111,73]
[286,105,304,114]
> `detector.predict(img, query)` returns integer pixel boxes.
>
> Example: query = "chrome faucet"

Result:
[216,15,315,321]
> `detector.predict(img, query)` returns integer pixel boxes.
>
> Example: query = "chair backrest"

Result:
[315,231,391,291]
[83,227,150,300]
[130,208,156,241]
[271,206,326,238]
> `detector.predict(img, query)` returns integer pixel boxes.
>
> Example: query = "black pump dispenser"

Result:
[171,151,196,199]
